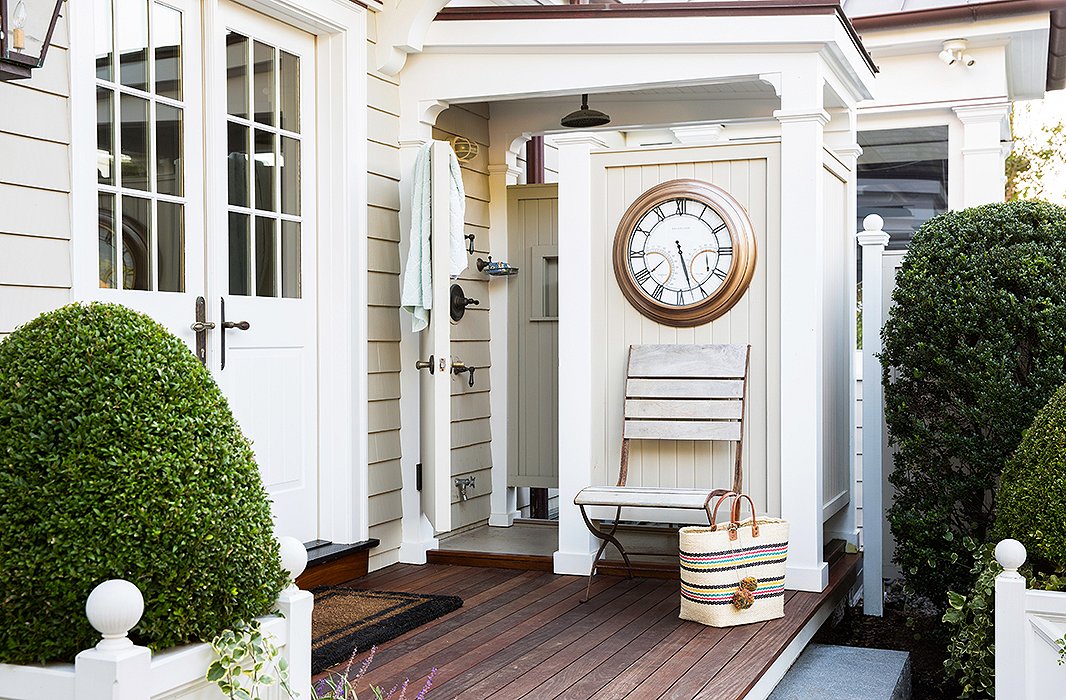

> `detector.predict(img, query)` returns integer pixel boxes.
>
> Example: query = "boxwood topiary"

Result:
[882,200,1066,605]
[0,303,288,664]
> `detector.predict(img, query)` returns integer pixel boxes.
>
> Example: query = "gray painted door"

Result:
[507,184,559,489]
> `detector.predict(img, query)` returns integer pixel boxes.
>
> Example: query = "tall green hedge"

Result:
[882,200,1066,604]
[0,303,287,664]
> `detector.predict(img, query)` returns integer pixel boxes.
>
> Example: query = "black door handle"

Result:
[220,298,251,370]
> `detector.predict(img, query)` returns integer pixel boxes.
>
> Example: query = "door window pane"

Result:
[158,201,184,292]
[95,0,113,81]
[281,221,301,298]
[253,41,275,126]
[228,123,249,207]
[97,88,114,185]
[254,129,276,211]
[154,3,182,100]
[229,212,250,295]
[99,193,116,288]
[255,217,277,297]
[122,196,152,291]
[118,0,149,91]
[157,104,183,196]
[279,51,299,133]
[280,136,299,215]
[120,94,150,191]
[226,33,249,119]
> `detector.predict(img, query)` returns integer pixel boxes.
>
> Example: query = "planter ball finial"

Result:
[279,536,308,584]
[995,538,1027,572]
[85,579,144,649]
[862,214,884,232]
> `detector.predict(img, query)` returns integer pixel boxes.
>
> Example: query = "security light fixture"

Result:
[939,39,975,68]
[0,0,65,80]
[560,94,611,129]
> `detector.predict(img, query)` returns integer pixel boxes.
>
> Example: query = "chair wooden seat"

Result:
[573,343,751,601]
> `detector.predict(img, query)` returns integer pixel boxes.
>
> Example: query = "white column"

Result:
[74,580,151,700]
[277,537,312,694]
[953,102,1010,206]
[775,69,830,593]
[487,143,526,528]
[994,539,1028,700]
[553,132,607,575]
[858,215,889,616]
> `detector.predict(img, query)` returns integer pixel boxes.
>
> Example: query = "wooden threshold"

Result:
[295,538,379,589]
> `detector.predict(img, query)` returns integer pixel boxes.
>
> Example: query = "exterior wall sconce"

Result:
[939,39,975,68]
[1,0,65,80]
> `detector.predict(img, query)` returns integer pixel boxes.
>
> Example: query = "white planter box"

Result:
[0,539,313,700]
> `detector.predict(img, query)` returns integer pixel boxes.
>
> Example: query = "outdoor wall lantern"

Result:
[0,0,65,80]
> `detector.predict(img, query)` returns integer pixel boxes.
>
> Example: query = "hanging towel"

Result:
[400,140,468,332]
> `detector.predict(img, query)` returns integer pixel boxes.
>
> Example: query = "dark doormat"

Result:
[311,587,463,674]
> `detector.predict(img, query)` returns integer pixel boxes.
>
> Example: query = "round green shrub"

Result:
[0,303,287,664]
[882,200,1066,604]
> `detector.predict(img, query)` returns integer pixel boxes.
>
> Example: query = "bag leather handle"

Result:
[708,491,737,530]
[710,491,760,540]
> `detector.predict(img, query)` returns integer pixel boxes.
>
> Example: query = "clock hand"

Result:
[676,241,692,286]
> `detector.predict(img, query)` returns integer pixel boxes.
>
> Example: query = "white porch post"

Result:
[952,102,1010,206]
[858,215,889,616]
[74,581,151,700]
[994,539,1028,700]
[553,133,607,575]
[775,66,830,593]
[487,141,526,528]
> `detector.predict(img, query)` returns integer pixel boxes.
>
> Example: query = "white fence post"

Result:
[278,537,313,698]
[73,580,151,700]
[857,215,890,616]
[995,539,1029,700]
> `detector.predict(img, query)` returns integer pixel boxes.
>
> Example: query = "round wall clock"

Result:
[612,178,757,327]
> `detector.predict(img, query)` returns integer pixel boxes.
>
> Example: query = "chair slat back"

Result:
[622,344,749,443]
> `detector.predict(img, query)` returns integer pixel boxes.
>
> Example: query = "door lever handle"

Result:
[190,321,216,333]
[415,355,435,374]
[223,320,250,331]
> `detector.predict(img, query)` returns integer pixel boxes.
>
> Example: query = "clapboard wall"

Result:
[0,12,72,337]
[591,143,782,516]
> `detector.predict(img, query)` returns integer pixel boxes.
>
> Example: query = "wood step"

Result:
[295,538,379,589]
[425,549,554,571]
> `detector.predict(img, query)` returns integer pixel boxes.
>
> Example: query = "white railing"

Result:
[0,537,313,700]
[995,539,1066,699]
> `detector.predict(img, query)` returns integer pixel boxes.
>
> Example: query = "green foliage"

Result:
[0,303,287,663]
[995,383,1066,565]
[1006,103,1066,202]
[943,541,999,698]
[881,200,1066,605]
[208,621,291,700]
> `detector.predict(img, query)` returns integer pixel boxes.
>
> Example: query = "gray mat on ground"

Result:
[769,644,911,700]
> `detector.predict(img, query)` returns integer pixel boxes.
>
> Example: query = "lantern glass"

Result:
[3,0,62,66]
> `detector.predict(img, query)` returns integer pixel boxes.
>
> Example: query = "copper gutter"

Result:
[851,0,1065,91]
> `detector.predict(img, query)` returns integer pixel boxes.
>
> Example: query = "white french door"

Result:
[91,0,320,543]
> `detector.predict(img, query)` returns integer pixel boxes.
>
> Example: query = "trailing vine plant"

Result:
[207,621,292,700]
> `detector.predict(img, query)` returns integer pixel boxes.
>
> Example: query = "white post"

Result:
[74,580,151,700]
[952,102,1010,206]
[775,64,829,593]
[858,214,890,616]
[553,132,607,575]
[278,537,313,698]
[994,539,1028,700]
[487,141,526,528]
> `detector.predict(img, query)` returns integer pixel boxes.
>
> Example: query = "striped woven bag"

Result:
[678,492,789,627]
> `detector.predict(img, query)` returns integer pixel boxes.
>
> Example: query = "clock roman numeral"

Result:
[675,199,687,216]
[718,245,733,256]
[629,250,644,259]
[676,290,685,305]
[634,268,652,284]
[697,204,710,221]
[711,267,728,281]
[712,223,728,234]
[652,284,665,301]
[635,226,650,238]
[652,206,666,223]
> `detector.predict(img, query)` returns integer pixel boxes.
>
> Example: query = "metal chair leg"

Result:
[579,505,632,602]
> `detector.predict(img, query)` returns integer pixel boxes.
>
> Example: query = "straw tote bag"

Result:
[678,492,789,627]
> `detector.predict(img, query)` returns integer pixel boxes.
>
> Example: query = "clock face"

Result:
[612,179,757,327]
[625,197,734,309]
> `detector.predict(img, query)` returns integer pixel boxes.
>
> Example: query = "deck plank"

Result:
[329,554,861,700]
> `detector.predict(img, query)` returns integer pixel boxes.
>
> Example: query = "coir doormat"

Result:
[311,587,463,674]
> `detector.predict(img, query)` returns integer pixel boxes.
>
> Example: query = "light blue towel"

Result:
[401,140,468,332]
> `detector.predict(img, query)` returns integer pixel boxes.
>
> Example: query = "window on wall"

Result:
[95,0,186,291]
[857,126,949,251]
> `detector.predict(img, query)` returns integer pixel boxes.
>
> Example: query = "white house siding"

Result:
[0,13,72,337]
[366,13,404,571]
[433,104,494,530]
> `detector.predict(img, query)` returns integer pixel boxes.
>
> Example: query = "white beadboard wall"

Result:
[592,144,782,516]
[0,12,72,336]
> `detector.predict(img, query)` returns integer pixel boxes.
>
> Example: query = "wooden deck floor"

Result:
[327,554,859,700]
